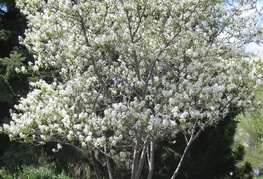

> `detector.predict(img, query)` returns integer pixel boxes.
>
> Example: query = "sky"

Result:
[244,1,263,54]
[0,3,7,13]
[245,42,263,54]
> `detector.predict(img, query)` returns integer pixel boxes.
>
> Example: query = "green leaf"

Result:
[0,29,12,41]
[0,51,26,80]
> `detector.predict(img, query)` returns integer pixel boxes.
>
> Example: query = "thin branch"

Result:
[170,126,203,179]
[132,49,141,81]
[124,8,134,42]
[76,11,113,102]
[184,134,189,144]
[132,4,145,42]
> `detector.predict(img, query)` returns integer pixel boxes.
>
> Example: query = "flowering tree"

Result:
[2,0,263,178]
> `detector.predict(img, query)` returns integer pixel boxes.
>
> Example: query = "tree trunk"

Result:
[147,141,155,179]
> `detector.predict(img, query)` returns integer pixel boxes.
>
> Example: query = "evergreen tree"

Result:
[0,0,39,170]
[235,90,263,174]
[153,115,251,179]
[0,2,85,176]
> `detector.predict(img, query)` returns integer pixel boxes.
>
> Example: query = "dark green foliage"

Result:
[0,51,26,80]
[0,75,13,104]
[180,119,237,179]
[0,0,29,117]
[0,0,28,105]
[153,117,250,179]
[0,29,12,41]
[0,0,36,172]
[153,141,180,179]
[0,51,28,105]
[43,144,86,174]
[0,143,40,172]
[0,0,27,57]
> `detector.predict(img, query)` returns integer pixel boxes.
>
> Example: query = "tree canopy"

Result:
[2,0,263,178]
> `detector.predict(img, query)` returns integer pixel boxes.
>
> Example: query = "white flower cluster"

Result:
[4,0,263,160]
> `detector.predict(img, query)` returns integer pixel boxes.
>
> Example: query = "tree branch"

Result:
[170,126,203,179]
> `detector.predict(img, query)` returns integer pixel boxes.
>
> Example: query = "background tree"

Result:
[0,0,38,170]
[154,114,252,179]
[2,0,263,179]
[235,89,263,173]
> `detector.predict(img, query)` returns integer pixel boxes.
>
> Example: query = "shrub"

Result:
[0,166,71,179]
[18,167,72,179]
